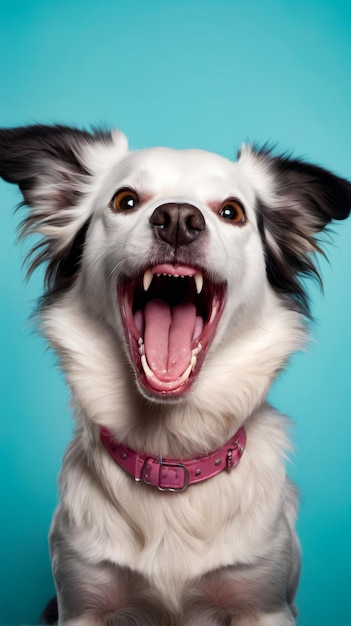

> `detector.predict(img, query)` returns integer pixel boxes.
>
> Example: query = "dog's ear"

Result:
[239,146,351,315]
[0,124,128,294]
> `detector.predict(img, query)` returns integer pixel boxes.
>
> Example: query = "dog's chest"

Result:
[72,472,272,590]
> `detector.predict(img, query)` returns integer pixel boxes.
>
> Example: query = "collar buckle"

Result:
[142,455,190,492]
[226,438,245,471]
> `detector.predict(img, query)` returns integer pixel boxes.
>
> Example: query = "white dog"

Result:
[1,125,350,626]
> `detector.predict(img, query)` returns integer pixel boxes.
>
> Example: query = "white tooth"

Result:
[180,361,193,382]
[192,342,202,357]
[141,354,154,377]
[194,272,203,294]
[191,355,197,371]
[143,270,153,291]
[137,338,145,355]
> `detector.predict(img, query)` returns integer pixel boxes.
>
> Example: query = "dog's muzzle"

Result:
[117,202,226,397]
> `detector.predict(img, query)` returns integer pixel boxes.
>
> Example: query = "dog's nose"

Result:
[150,203,205,248]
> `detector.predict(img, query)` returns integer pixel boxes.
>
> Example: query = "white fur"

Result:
[41,139,304,625]
[4,127,347,625]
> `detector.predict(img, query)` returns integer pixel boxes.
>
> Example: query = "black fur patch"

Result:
[0,124,112,299]
[39,596,58,624]
[44,217,92,301]
[0,124,110,198]
[253,149,351,316]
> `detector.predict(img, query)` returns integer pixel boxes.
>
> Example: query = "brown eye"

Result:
[219,199,246,224]
[110,188,139,212]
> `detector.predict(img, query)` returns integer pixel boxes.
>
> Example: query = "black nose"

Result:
[150,203,205,248]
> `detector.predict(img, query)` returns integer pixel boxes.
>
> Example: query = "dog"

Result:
[1,125,350,626]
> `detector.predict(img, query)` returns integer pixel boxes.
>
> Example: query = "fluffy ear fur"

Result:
[239,146,351,315]
[0,124,128,294]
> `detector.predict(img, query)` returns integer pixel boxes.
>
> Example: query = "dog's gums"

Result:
[118,263,226,395]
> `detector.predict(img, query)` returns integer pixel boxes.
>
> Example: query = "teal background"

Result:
[0,1,350,624]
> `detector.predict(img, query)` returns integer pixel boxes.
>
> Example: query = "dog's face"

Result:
[0,125,350,411]
[83,147,268,399]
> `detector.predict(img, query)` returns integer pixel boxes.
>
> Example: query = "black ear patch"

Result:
[269,154,351,223]
[252,149,351,315]
[0,124,113,208]
[0,124,113,298]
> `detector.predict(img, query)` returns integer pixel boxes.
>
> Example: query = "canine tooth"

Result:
[192,342,202,357]
[141,354,154,378]
[176,361,193,384]
[191,355,197,371]
[143,270,153,292]
[194,272,203,294]
[183,362,193,380]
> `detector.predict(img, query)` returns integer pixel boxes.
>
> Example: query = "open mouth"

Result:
[118,263,226,397]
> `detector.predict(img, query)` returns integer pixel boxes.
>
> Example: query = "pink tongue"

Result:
[144,300,196,381]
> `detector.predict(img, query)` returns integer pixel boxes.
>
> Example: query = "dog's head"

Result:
[1,125,350,407]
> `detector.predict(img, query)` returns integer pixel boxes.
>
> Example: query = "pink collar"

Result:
[100,426,246,492]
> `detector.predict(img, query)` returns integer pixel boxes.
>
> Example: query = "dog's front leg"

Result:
[183,539,298,626]
[53,553,176,626]
[50,514,176,626]
[53,557,177,626]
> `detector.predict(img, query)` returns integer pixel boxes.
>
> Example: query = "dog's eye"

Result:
[110,188,140,212]
[219,199,246,224]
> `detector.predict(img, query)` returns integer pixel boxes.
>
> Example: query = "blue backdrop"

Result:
[0,1,350,624]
